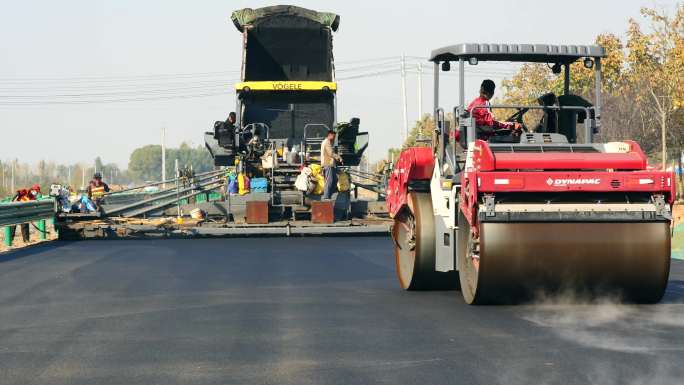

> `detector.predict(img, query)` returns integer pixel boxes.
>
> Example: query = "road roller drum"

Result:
[458,218,671,304]
[393,191,459,290]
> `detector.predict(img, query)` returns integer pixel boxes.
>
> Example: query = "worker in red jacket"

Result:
[10,185,41,243]
[28,184,41,200]
[467,79,522,138]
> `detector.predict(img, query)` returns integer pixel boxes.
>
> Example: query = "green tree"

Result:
[497,4,684,168]
[128,145,163,183]
[623,6,684,164]
[127,143,214,183]
[374,114,446,172]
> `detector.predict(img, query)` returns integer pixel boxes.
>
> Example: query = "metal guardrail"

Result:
[344,168,387,197]
[105,168,225,196]
[119,180,224,218]
[0,200,55,227]
[102,171,226,217]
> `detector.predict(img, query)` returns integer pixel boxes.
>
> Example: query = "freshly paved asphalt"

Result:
[0,237,683,385]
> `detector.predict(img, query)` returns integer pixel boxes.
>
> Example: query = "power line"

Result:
[335,56,402,65]
[0,57,407,84]
[0,54,526,106]
[407,68,520,77]
[0,78,238,92]
[0,70,241,83]
[0,91,231,106]
[0,84,236,98]
[336,60,397,73]
[337,68,398,81]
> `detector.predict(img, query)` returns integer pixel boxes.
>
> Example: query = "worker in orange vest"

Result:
[87,172,110,210]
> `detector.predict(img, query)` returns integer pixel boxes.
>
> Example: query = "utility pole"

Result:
[67,166,71,187]
[400,54,408,146]
[161,127,167,188]
[336,86,341,123]
[175,159,180,218]
[82,166,86,190]
[417,62,423,120]
[11,159,15,193]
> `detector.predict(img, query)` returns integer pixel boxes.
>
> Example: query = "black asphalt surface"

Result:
[0,237,683,385]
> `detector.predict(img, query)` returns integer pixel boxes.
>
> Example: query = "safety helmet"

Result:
[93,172,102,179]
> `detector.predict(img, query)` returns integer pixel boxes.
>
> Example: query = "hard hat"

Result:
[31,184,41,192]
[93,171,103,179]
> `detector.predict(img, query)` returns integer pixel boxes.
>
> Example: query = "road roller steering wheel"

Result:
[505,108,529,133]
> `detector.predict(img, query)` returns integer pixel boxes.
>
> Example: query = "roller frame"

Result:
[453,141,675,304]
[387,140,675,304]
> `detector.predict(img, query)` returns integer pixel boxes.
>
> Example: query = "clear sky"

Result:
[0,0,676,167]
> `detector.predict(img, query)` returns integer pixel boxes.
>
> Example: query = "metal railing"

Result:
[105,168,225,196]
[0,199,55,227]
[344,168,387,197]
[0,199,55,246]
[102,170,226,217]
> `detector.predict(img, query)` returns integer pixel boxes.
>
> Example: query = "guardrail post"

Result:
[37,220,46,240]
[51,217,58,239]
[4,226,12,246]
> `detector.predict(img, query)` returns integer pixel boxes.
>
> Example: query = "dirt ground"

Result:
[0,221,58,253]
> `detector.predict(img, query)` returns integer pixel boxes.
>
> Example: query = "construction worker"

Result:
[215,112,237,148]
[320,129,343,200]
[467,79,522,138]
[10,185,40,243]
[28,184,42,200]
[87,172,110,210]
[226,112,236,128]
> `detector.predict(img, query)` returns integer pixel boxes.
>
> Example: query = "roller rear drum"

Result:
[458,215,671,304]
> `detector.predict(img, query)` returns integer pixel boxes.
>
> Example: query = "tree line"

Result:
[498,5,683,165]
[388,5,683,161]
[0,142,214,199]
[378,5,683,198]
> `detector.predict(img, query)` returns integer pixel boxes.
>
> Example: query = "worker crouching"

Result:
[10,184,41,243]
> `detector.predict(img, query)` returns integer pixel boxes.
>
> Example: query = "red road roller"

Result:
[387,43,675,304]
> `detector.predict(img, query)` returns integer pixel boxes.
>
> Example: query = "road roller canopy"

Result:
[429,43,605,64]
[429,42,606,144]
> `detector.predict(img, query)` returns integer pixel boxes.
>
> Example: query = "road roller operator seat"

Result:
[482,92,594,144]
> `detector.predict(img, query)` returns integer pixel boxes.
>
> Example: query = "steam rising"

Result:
[516,288,684,384]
